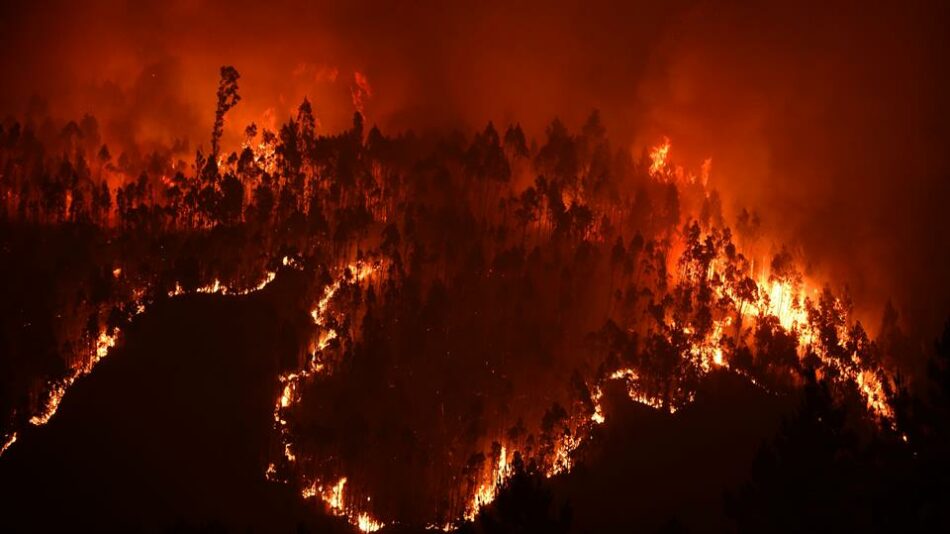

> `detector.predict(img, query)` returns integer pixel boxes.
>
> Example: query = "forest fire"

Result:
[466,445,512,520]
[27,328,119,427]
[1,5,948,527]
[0,88,904,524]
[1,265,283,453]
[0,90,904,522]
[300,477,385,533]
[649,136,672,177]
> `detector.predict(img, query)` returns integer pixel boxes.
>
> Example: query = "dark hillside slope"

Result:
[0,279,348,533]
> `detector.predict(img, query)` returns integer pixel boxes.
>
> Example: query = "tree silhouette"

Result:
[211,66,241,159]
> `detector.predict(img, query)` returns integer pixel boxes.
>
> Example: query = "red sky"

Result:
[1,0,948,337]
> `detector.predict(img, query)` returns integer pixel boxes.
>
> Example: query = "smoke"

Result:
[1,0,948,337]
[632,2,950,339]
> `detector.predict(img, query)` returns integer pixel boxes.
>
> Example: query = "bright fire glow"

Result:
[465,445,512,521]
[0,432,16,456]
[300,476,384,532]
[272,260,385,531]
[1,117,904,532]
[5,267,283,457]
[28,328,118,427]
[649,136,672,176]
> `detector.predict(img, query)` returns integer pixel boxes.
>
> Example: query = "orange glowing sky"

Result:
[1,0,948,337]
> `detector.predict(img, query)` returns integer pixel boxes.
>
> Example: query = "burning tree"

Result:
[0,68,920,531]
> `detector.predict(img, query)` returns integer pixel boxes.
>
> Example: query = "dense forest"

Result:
[1,67,947,532]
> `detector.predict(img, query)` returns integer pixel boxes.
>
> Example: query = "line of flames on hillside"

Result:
[270,260,387,532]
[446,139,896,527]
[267,247,896,532]
[447,260,894,532]
[0,265,283,458]
[0,135,900,534]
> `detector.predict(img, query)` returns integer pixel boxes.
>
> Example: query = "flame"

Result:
[0,95,904,531]
[649,136,672,176]
[0,432,17,455]
[325,477,346,511]
[447,148,896,508]
[28,328,118,427]
[590,385,606,424]
[712,346,724,366]
[301,476,384,533]
[762,278,808,330]
[271,261,384,531]
[279,383,294,408]
[465,445,512,521]
[170,271,277,298]
[696,250,893,421]
[356,512,385,533]
[547,433,583,478]
[5,267,283,457]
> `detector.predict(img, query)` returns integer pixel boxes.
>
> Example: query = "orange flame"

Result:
[649,136,672,176]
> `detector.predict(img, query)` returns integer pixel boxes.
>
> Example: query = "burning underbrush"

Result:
[276,252,614,524]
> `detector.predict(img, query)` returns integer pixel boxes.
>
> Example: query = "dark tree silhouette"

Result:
[211,66,241,158]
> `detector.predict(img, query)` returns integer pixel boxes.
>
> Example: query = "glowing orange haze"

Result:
[1,0,947,526]
[50,2,935,342]
[0,123,900,529]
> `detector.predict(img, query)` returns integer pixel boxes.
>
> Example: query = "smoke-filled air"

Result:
[1,1,949,533]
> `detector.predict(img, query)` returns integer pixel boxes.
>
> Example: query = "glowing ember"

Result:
[0,432,17,456]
